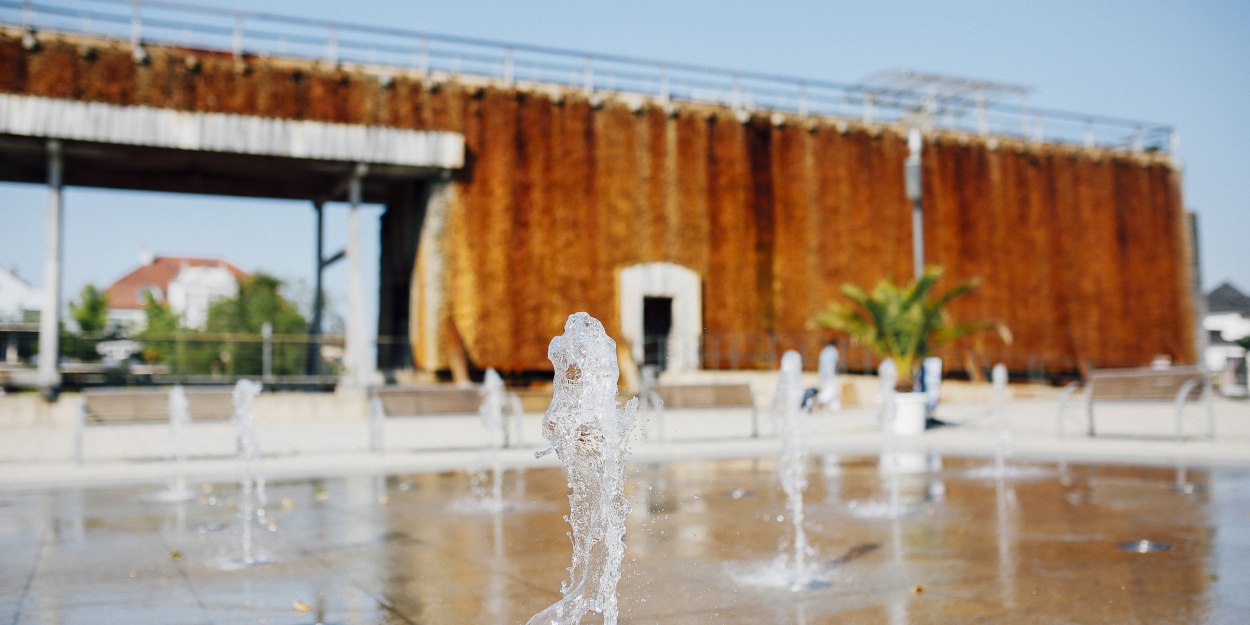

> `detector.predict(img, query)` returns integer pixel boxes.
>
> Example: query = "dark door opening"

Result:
[643,296,674,370]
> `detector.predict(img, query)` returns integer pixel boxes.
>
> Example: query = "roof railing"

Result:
[4,0,1176,153]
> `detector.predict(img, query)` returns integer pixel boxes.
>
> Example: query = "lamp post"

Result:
[904,128,924,280]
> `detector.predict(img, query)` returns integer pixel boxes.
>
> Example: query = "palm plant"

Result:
[815,267,1009,391]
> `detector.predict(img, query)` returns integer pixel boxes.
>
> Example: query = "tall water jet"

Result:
[527,313,638,625]
[816,344,841,411]
[733,351,827,589]
[849,355,930,518]
[878,358,899,470]
[639,365,666,442]
[232,379,268,566]
[773,350,818,589]
[966,363,1047,481]
[507,391,525,448]
[878,358,905,518]
[992,363,1010,479]
[148,385,195,502]
[479,368,509,511]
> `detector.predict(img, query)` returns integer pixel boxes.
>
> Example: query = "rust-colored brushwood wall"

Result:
[1,31,1196,373]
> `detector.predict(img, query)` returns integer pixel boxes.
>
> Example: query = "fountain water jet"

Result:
[507,391,525,448]
[845,358,928,518]
[229,379,269,567]
[772,350,822,589]
[638,365,666,442]
[456,369,528,513]
[992,363,1010,478]
[816,344,841,411]
[964,364,1050,481]
[146,385,195,502]
[476,368,510,512]
[883,359,904,519]
[527,313,638,625]
[732,351,829,590]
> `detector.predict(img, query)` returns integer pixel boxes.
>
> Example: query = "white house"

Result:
[1204,282,1250,396]
[105,254,248,331]
[0,267,41,365]
[166,264,242,329]
[0,267,41,323]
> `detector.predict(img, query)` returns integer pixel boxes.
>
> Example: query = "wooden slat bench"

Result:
[1083,366,1213,439]
[648,383,760,438]
[76,386,234,463]
[369,385,484,451]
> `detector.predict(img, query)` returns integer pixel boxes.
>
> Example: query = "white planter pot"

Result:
[892,392,927,436]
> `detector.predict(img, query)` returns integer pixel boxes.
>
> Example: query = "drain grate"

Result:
[1117,539,1174,553]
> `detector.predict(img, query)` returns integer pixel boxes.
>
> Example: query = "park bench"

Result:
[646,383,760,438]
[369,385,485,452]
[75,386,234,463]
[1058,366,1213,439]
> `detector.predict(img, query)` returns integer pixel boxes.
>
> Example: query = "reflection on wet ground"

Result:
[2,454,1248,624]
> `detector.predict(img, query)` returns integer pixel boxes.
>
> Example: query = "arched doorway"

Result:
[618,263,701,372]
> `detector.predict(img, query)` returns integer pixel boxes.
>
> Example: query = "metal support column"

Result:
[905,128,924,280]
[306,200,326,377]
[37,139,63,399]
[342,163,372,392]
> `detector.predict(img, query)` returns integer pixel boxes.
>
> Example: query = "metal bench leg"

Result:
[1086,384,1096,437]
[1172,378,1202,441]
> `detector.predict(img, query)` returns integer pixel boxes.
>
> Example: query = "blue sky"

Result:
[2,0,1247,334]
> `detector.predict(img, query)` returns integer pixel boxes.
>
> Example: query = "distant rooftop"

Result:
[1208,282,1250,316]
[106,256,248,311]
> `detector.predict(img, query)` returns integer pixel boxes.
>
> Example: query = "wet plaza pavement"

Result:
[3,453,1249,624]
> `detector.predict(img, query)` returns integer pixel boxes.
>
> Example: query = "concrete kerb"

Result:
[0,387,1247,491]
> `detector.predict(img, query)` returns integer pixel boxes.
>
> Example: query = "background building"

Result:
[0,27,1198,382]
[1204,282,1250,394]
[0,267,41,323]
[0,267,41,366]
[104,255,248,331]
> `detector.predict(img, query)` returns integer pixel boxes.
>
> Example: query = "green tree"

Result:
[815,267,1010,390]
[138,292,182,366]
[135,274,310,377]
[69,284,109,334]
[63,284,109,362]
[205,273,309,376]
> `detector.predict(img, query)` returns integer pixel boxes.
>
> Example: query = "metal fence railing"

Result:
[0,327,1081,390]
[47,331,345,387]
[0,329,428,388]
[2,0,1175,153]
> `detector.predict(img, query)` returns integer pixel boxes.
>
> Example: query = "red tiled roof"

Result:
[105,256,249,310]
